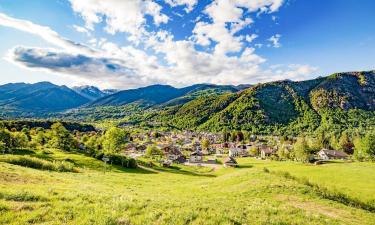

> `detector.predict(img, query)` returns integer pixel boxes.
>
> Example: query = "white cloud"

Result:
[0,13,96,55]
[192,0,283,55]
[72,25,90,36]
[268,34,282,48]
[245,34,258,43]
[69,0,169,43]
[165,0,198,12]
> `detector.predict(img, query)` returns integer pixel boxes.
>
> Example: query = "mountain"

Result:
[153,71,375,134]
[72,85,113,101]
[0,82,90,117]
[87,84,239,108]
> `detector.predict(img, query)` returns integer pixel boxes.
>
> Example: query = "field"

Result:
[1,150,375,225]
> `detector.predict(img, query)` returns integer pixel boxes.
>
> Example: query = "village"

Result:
[120,130,349,168]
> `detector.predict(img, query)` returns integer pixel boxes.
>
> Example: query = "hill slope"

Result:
[1,150,375,224]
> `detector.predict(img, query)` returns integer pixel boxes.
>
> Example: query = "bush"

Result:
[0,155,77,172]
[104,153,137,169]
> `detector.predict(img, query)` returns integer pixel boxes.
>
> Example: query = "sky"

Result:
[0,0,374,90]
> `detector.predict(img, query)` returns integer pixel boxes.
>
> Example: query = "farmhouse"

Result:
[162,145,187,163]
[189,151,203,163]
[318,149,348,160]
[224,157,238,167]
[259,145,276,159]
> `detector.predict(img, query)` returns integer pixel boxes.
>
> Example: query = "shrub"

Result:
[0,156,77,172]
[104,153,137,169]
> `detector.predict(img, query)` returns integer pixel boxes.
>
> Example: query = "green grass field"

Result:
[1,150,375,225]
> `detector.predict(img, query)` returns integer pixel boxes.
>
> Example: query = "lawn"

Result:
[0,150,375,225]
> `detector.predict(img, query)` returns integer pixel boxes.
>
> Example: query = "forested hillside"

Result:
[153,71,375,135]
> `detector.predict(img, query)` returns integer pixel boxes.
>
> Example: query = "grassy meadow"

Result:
[1,150,375,225]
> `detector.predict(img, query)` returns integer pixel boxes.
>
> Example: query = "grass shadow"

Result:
[152,166,216,177]
[237,164,253,169]
[108,164,158,174]
[8,149,36,155]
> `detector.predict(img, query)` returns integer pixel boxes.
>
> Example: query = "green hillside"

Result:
[153,71,375,134]
[1,150,375,225]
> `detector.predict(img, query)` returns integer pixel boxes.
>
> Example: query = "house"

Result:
[229,147,248,157]
[224,157,238,167]
[318,149,348,160]
[189,151,203,163]
[259,145,275,159]
[162,145,186,163]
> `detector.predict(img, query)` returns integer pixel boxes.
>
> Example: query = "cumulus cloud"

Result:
[165,0,198,12]
[69,0,169,43]
[268,34,282,48]
[192,0,284,55]
[0,0,319,89]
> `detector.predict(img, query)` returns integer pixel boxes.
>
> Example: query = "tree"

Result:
[31,131,46,147]
[230,131,237,142]
[201,139,210,150]
[49,123,76,151]
[0,129,11,150]
[145,145,164,159]
[353,132,375,161]
[102,127,128,154]
[11,132,29,149]
[329,134,339,150]
[222,129,230,142]
[315,129,330,149]
[85,135,101,155]
[0,141,5,154]
[338,132,354,154]
[277,146,291,160]
[236,131,244,142]
[248,146,258,156]
[293,137,312,163]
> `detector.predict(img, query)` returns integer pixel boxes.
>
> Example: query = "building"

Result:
[189,151,203,163]
[259,145,275,159]
[162,145,186,163]
[318,149,348,160]
[229,147,249,157]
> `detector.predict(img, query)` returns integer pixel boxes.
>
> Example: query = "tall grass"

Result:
[0,191,47,202]
[0,155,77,172]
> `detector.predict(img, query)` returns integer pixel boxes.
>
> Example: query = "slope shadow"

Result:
[152,165,216,177]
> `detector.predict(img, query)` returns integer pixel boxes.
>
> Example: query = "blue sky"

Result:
[0,0,374,89]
